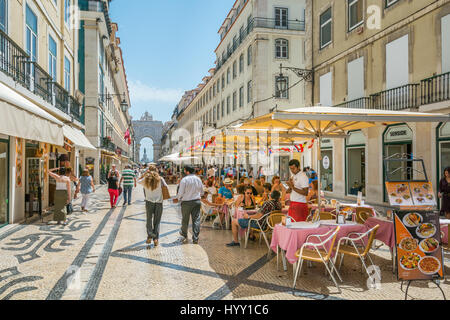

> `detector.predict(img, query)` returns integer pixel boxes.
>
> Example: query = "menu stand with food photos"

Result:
[384,154,446,300]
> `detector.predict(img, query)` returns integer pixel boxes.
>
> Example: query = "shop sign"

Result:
[346,130,366,146]
[320,139,333,149]
[385,125,413,143]
[323,156,330,170]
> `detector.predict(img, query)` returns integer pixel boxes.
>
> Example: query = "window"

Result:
[221,100,225,117]
[0,0,7,32]
[26,5,38,62]
[227,96,230,114]
[348,0,363,31]
[233,60,237,79]
[239,86,244,108]
[239,54,244,73]
[247,45,252,66]
[275,39,289,59]
[386,35,408,89]
[347,57,364,101]
[64,0,70,25]
[320,8,332,49]
[275,7,288,29]
[320,72,332,106]
[64,56,71,92]
[217,104,220,120]
[227,68,231,84]
[222,74,225,89]
[442,15,450,73]
[385,0,399,8]
[48,35,57,81]
[275,76,289,99]
[247,80,252,103]
[213,107,216,122]
[232,91,237,110]
[99,67,104,101]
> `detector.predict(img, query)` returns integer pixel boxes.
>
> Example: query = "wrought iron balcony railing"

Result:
[216,17,305,70]
[334,97,372,109]
[0,29,84,124]
[421,72,450,105]
[370,84,420,111]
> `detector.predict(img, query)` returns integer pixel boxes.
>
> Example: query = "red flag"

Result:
[124,128,130,140]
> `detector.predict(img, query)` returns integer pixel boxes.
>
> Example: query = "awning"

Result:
[0,82,64,145]
[63,125,96,150]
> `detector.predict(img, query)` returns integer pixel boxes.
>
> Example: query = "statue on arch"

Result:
[140,112,153,121]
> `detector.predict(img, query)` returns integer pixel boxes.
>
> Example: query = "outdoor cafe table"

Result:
[309,203,376,217]
[271,217,395,269]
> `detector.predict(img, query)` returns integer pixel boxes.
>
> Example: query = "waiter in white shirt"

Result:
[286,159,310,222]
[173,165,204,244]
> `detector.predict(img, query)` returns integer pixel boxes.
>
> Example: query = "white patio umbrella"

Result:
[235,106,450,213]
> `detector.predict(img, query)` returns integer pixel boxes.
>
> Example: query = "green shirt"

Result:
[122,169,135,186]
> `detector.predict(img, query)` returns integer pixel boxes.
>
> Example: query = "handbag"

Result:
[161,183,171,200]
[118,187,123,196]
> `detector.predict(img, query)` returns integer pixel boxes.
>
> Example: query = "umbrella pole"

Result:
[317,136,322,217]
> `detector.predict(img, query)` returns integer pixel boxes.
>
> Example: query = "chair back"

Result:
[362,225,379,256]
[356,207,373,224]
[320,211,336,221]
[267,211,285,229]
[324,226,341,261]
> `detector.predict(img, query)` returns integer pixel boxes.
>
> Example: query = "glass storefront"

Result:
[383,124,413,201]
[346,131,366,196]
[437,123,450,210]
[0,139,9,227]
[320,138,333,192]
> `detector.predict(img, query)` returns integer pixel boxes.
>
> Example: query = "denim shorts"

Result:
[238,219,260,229]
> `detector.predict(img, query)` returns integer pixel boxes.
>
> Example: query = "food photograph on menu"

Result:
[394,211,444,281]
[386,182,414,206]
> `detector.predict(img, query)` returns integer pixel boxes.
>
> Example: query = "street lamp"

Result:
[276,63,313,97]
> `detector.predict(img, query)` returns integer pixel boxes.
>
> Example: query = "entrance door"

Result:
[384,143,412,201]
[0,139,9,227]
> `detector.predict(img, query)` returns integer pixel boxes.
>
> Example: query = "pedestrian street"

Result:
[0,185,448,300]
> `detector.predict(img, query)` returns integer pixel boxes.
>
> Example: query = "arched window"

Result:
[275,38,289,59]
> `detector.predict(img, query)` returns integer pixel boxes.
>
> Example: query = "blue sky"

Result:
[109,0,235,160]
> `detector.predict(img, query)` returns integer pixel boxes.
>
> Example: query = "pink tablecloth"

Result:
[441,224,448,244]
[270,223,369,264]
[365,217,395,249]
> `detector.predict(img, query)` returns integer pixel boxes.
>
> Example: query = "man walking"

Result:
[120,164,136,206]
[173,166,204,244]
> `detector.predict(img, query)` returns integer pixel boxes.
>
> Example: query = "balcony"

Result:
[421,72,450,106]
[217,17,305,71]
[101,137,116,152]
[370,84,420,111]
[334,97,372,109]
[0,29,84,124]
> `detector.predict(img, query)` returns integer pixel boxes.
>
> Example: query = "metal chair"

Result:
[355,207,375,224]
[244,212,272,250]
[333,225,380,280]
[307,209,336,222]
[293,227,342,293]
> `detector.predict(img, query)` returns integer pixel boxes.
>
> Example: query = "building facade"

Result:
[307,0,450,206]
[169,0,310,172]
[79,0,133,184]
[0,0,91,226]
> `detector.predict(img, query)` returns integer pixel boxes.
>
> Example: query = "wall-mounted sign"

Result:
[384,124,413,143]
[323,156,330,170]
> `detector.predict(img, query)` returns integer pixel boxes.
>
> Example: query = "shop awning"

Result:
[0,82,64,145]
[63,125,96,150]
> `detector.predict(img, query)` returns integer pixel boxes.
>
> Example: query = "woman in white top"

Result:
[48,167,72,225]
[138,165,167,247]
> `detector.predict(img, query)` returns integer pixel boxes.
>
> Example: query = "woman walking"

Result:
[79,169,95,212]
[48,167,72,225]
[138,165,168,246]
[107,170,120,208]
[438,167,450,218]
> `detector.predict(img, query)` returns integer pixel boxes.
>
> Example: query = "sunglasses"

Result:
[245,192,252,195]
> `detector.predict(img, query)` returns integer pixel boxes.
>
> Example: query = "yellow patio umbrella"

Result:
[235,106,450,213]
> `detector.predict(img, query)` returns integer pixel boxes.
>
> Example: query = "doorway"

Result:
[0,138,9,227]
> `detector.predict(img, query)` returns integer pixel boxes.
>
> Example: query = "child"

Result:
[261,183,272,204]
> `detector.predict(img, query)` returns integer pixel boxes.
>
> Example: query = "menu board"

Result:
[386,182,437,207]
[394,211,444,281]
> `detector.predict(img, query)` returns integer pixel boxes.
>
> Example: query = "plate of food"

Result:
[395,198,403,204]
[416,223,436,239]
[416,197,425,204]
[403,194,411,200]
[399,237,418,251]
[403,212,423,227]
[419,238,439,254]
[423,184,430,191]
[413,187,421,193]
[400,252,421,271]
[425,194,434,201]
[390,192,397,197]
[397,184,408,193]
[418,256,441,275]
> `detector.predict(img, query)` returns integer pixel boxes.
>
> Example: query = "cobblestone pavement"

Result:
[0,185,448,300]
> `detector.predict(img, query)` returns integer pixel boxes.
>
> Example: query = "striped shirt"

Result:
[122,169,135,186]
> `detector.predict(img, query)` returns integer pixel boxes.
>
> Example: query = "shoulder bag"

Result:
[161,180,171,200]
